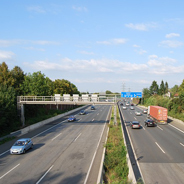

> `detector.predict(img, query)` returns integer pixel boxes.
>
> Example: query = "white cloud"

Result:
[125,22,157,31]
[133,44,140,48]
[78,50,94,55]
[24,47,45,51]
[160,40,183,48]
[0,39,59,47]
[27,6,46,13]
[0,50,15,59]
[72,6,87,12]
[97,38,127,45]
[165,33,180,38]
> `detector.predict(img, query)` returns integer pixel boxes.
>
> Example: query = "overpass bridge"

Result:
[17,94,121,126]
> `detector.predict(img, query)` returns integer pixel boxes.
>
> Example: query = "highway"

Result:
[0,105,111,184]
[119,102,184,184]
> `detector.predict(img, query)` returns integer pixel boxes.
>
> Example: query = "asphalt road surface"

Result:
[120,102,184,184]
[0,105,111,184]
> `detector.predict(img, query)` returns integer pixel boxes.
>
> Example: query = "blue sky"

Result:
[0,0,184,93]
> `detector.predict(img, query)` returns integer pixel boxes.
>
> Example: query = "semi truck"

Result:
[147,106,168,124]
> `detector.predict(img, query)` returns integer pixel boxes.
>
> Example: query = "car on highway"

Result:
[135,111,142,116]
[68,115,76,122]
[10,138,33,154]
[130,106,134,110]
[143,109,148,114]
[91,105,95,110]
[145,119,155,127]
[130,121,141,129]
[126,103,130,106]
[79,110,86,115]
[122,106,127,110]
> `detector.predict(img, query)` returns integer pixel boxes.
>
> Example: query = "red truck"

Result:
[148,106,168,124]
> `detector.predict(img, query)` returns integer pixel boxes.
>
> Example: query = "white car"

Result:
[130,106,134,110]
[135,111,141,116]
[123,106,127,110]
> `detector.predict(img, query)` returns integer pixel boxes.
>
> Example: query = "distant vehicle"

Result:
[68,115,76,122]
[91,105,95,110]
[130,121,141,129]
[131,103,134,106]
[143,109,148,114]
[148,106,167,124]
[145,119,155,127]
[130,106,134,110]
[123,106,127,110]
[10,138,33,154]
[79,110,86,115]
[126,103,129,106]
[135,111,141,116]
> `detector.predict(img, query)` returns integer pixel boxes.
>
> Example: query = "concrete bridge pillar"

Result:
[21,104,25,127]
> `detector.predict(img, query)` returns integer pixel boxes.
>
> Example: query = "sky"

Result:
[0,0,184,93]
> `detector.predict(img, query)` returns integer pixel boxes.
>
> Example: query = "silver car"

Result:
[10,138,33,154]
[131,121,141,129]
[135,111,142,116]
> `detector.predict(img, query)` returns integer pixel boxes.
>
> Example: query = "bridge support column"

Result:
[21,104,25,127]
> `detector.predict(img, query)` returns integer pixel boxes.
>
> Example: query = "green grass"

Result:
[0,136,15,145]
[104,106,129,184]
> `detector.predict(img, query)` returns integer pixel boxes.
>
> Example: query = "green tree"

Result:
[10,66,25,96]
[150,80,159,95]
[0,84,18,135]
[21,71,52,96]
[106,90,113,94]
[53,79,79,95]
[0,62,13,87]
[165,81,169,93]
[142,88,151,98]
[159,80,165,95]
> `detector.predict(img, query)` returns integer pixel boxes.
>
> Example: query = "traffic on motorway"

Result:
[0,105,111,184]
[119,100,184,184]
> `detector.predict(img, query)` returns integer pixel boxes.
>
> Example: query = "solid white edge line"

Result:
[0,120,66,157]
[120,107,142,184]
[180,143,184,147]
[169,124,184,134]
[143,127,146,130]
[36,165,54,184]
[0,163,20,179]
[155,142,165,153]
[0,150,10,157]
[74,133,81,142]
[97,107,111,184]
[32,120,65,139]
[84,106,109,184]
[51,133,62,141]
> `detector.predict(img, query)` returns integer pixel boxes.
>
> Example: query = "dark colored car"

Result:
[91,105,95,110]
[10,138,33,154]
[68,115,76,122]
[130,121,141,129]
[145,119,155,127]
[79,110,86,115]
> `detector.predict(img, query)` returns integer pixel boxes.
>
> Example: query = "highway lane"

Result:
[0,105,111,184]
[120,103,184,184]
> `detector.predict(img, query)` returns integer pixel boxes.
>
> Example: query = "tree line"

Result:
[0,62,80,136]
[142,79,184,121]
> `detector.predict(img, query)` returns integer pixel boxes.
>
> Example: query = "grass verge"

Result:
[104,105,129,184]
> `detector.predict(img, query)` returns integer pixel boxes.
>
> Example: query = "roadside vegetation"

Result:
[104,106,128,184]
[141,80,184,122]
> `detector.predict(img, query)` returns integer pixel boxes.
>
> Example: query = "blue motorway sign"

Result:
[121,92,142,98]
